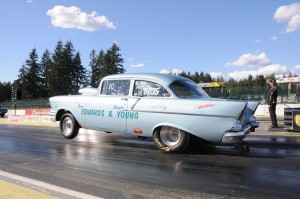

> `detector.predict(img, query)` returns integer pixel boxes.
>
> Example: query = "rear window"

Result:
[133,80,170,97]
[169,80,209,98]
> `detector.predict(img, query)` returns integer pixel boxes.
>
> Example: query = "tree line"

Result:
[0,40,125,101]
[0,40,295,102]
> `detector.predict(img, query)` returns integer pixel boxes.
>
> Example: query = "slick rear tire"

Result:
[60,113,80,139]
[153,126,190,153]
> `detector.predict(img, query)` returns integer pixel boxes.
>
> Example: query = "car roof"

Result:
[103,73,191,85]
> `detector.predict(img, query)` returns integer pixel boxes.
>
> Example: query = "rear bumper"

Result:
[221,122,259,144]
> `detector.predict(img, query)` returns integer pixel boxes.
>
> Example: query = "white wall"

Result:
[255,104,300,116]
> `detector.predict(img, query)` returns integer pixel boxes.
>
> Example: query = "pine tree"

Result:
[103,43,125,77]
[50,40,65,95]
[63,41,76,94]
[40,49,52,96]
[18,48,44,98]
[0,81,12,101]
[89,49,99,87]
[97,50,107,82]
[73,51,89,93]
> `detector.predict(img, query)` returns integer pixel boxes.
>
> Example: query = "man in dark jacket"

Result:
[267,79,278,128]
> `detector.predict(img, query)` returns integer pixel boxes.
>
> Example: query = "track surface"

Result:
[0,121,300,198]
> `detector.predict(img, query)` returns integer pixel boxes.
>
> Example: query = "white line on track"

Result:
[0,170,104,199]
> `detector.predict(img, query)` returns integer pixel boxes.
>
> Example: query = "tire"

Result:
[0,113,4,118]
[60,113,80,139]
[153,126,190,153]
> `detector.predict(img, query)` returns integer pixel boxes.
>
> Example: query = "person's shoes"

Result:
[269,125,278,128]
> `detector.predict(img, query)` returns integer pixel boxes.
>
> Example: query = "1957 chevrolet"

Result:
[49,73,259,153]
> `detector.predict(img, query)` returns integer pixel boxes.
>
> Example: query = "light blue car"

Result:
[49,73,259,153]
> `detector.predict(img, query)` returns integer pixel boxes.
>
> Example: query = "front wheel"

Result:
[153,126,190,153]
[0,113,4,118]
[60,113,80,139]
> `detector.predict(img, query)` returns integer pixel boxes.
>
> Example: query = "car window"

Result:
[169,80,209,98]
[133,80,170,97]
[101,80,130,96]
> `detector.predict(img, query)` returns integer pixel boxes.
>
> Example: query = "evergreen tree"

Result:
[101,43,125,79]
[0,81,12,101]
[18,48,44,98]
[95,50,105,85]
[179,71,188,78]
[50,40,65,95]
[50,40,82,95]
[73,51,89,93]
[89,49,99,87]
[40,49,53,96]
[247,74,254,91]
[194,71,200,83]
[226,78,237,92]
[254,75,266,89]
[63,41,76,94]
[204,73,212,82]
[199,71,205,82]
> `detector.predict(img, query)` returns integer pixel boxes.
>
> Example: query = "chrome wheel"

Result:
[153,126,190,153]
[60,113,79,139]
[62,116,73,137]
[160,126,181,146]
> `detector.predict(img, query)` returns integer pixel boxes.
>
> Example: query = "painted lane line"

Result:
[0,170,104,199]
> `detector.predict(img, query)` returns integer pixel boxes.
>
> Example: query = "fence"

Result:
[204,86,300,104]
[0,98,50,110]
[0,85,299,109]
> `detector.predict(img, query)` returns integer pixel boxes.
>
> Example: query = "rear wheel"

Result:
[0,113,4,117]
[60,113,80,139]
[153,126,190,153]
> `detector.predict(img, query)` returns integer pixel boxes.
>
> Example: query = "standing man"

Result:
[267,79,278,128]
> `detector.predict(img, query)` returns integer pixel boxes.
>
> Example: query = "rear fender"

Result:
[240,101,260,124]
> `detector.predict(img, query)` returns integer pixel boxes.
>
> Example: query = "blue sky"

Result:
[1,0,300,83]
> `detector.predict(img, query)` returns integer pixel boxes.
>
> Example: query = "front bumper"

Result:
[49,111,56,122]
[221,121,259,144]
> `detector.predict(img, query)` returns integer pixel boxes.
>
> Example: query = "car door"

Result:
[84,79,131,133]
[126,80,171,137]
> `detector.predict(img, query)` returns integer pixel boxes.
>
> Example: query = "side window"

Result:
[133,80,170,97]
[101,80,130,96]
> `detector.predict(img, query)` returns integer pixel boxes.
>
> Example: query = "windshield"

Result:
[169,80,209,98]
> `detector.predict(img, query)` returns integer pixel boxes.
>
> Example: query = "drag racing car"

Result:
[49,73,259,153]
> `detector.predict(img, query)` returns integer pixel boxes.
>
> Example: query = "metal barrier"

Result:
[284,107,300,131]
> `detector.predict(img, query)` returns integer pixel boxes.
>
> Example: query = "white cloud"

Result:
[254,40,262,44]
[274,3,300,33]
[270,36,278,41]
[294,65,300,70]
[225,52,271,67]
[228,70,259,81]
[259,64,289,75]
[160,69,183,75]
[47,5,116,32]
[228,64,290,81]
[210,71,223,80]
[130,63,144,68]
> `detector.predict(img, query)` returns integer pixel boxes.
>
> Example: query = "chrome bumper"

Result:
[49,111,56,122]
[221,121,259,144]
